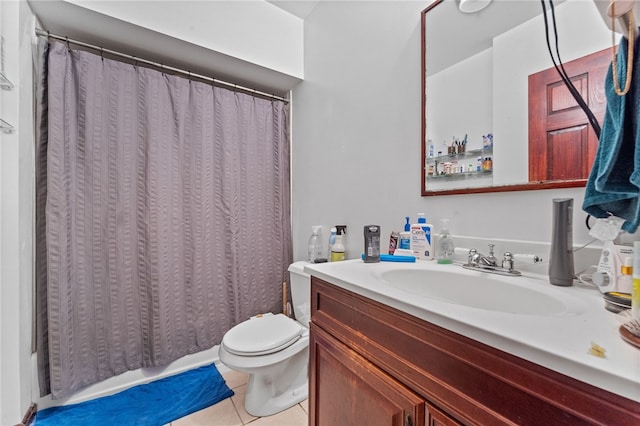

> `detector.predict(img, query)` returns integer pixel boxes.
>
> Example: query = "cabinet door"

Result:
[310,323,425,426]
[426,402,462,426]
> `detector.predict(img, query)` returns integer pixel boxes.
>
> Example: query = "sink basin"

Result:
[379,268,583,316]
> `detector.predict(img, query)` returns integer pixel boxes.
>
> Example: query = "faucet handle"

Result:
[502,252,514,271]
[467,248,478,265]
[486,244,497,264]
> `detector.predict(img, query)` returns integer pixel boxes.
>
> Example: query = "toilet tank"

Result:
[287,261,311,327]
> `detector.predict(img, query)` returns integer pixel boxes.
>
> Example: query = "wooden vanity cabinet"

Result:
[309,277,640,426]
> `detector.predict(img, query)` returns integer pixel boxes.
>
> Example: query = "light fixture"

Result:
[459,0,492,14]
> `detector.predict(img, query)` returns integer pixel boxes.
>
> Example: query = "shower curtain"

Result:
[35,41,292,399]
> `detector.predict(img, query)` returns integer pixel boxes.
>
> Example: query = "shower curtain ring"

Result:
[65,36,70,50]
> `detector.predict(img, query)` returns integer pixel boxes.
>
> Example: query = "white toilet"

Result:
[218,261,311,417]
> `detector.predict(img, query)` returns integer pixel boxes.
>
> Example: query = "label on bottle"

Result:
[398,232,410,250]
[410,225,432,259]
[633,278,640,319]
[331,250,345,262]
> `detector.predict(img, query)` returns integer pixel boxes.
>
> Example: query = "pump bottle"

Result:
[399,217,411,250]
[410,213,433,260]
[436,219,455,264]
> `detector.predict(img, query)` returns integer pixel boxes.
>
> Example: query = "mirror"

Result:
[421,0,612,196]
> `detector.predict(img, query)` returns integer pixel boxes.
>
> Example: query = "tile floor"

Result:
[170,369,309,426]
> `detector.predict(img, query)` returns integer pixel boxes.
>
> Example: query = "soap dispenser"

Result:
[437,219,455,264]
[399,217,411,250]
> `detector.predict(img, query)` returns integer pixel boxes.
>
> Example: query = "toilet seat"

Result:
[223,314,304,356]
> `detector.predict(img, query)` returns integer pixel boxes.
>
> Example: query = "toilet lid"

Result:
[223,314,303,356]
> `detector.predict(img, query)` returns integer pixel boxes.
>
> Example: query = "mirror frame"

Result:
[420,0,588,196]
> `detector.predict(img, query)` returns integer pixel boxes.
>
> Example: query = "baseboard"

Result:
[15,403,37,426]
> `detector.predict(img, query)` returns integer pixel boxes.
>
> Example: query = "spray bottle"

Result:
[308,225,324,263]
[327,227,337,261]
[331,227,346,262]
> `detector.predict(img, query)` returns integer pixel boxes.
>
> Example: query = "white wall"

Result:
[65,0,304,79]
[0,0,36,423]
[28,0,304,94]
[291,0,597,263]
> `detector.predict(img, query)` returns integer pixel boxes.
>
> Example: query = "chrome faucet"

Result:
[463,244,522,277]
[467,244,498,267]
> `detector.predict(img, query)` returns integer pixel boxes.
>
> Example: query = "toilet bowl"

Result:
[218,261,311,417]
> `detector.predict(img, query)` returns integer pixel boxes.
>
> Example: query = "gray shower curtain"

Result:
[35,41,292,398]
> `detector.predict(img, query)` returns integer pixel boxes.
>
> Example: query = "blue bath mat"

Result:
[35,363,234,426]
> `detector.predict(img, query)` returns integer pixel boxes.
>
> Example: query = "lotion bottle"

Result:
[411,213,433,260]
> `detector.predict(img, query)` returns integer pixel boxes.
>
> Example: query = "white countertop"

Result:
[304,259,640,402]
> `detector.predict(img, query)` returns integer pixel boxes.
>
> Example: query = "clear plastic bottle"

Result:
[437,219,455,264]
[308,225,323,263]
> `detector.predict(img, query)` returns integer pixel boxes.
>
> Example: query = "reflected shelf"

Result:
[0,118,15,134]
[425,147,493,164]
[0,71,14,90]
[428,169,492,180]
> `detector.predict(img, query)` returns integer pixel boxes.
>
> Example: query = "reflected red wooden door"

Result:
[528,47,610,182]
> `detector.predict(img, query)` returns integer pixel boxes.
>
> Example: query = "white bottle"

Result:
[410,213,433,260]
[327,227,337,262]
[308,225,323,263]
[331,231,346,262]
[437,219,455,264]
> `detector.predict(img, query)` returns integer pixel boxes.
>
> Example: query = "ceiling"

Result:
[266,0,321,19]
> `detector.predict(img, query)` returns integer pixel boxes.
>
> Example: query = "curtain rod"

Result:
[35,28,290,103]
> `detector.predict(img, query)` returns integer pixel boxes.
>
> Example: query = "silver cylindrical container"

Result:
[549,198,574,286]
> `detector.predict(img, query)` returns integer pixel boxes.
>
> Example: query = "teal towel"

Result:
[583,36,640,233]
